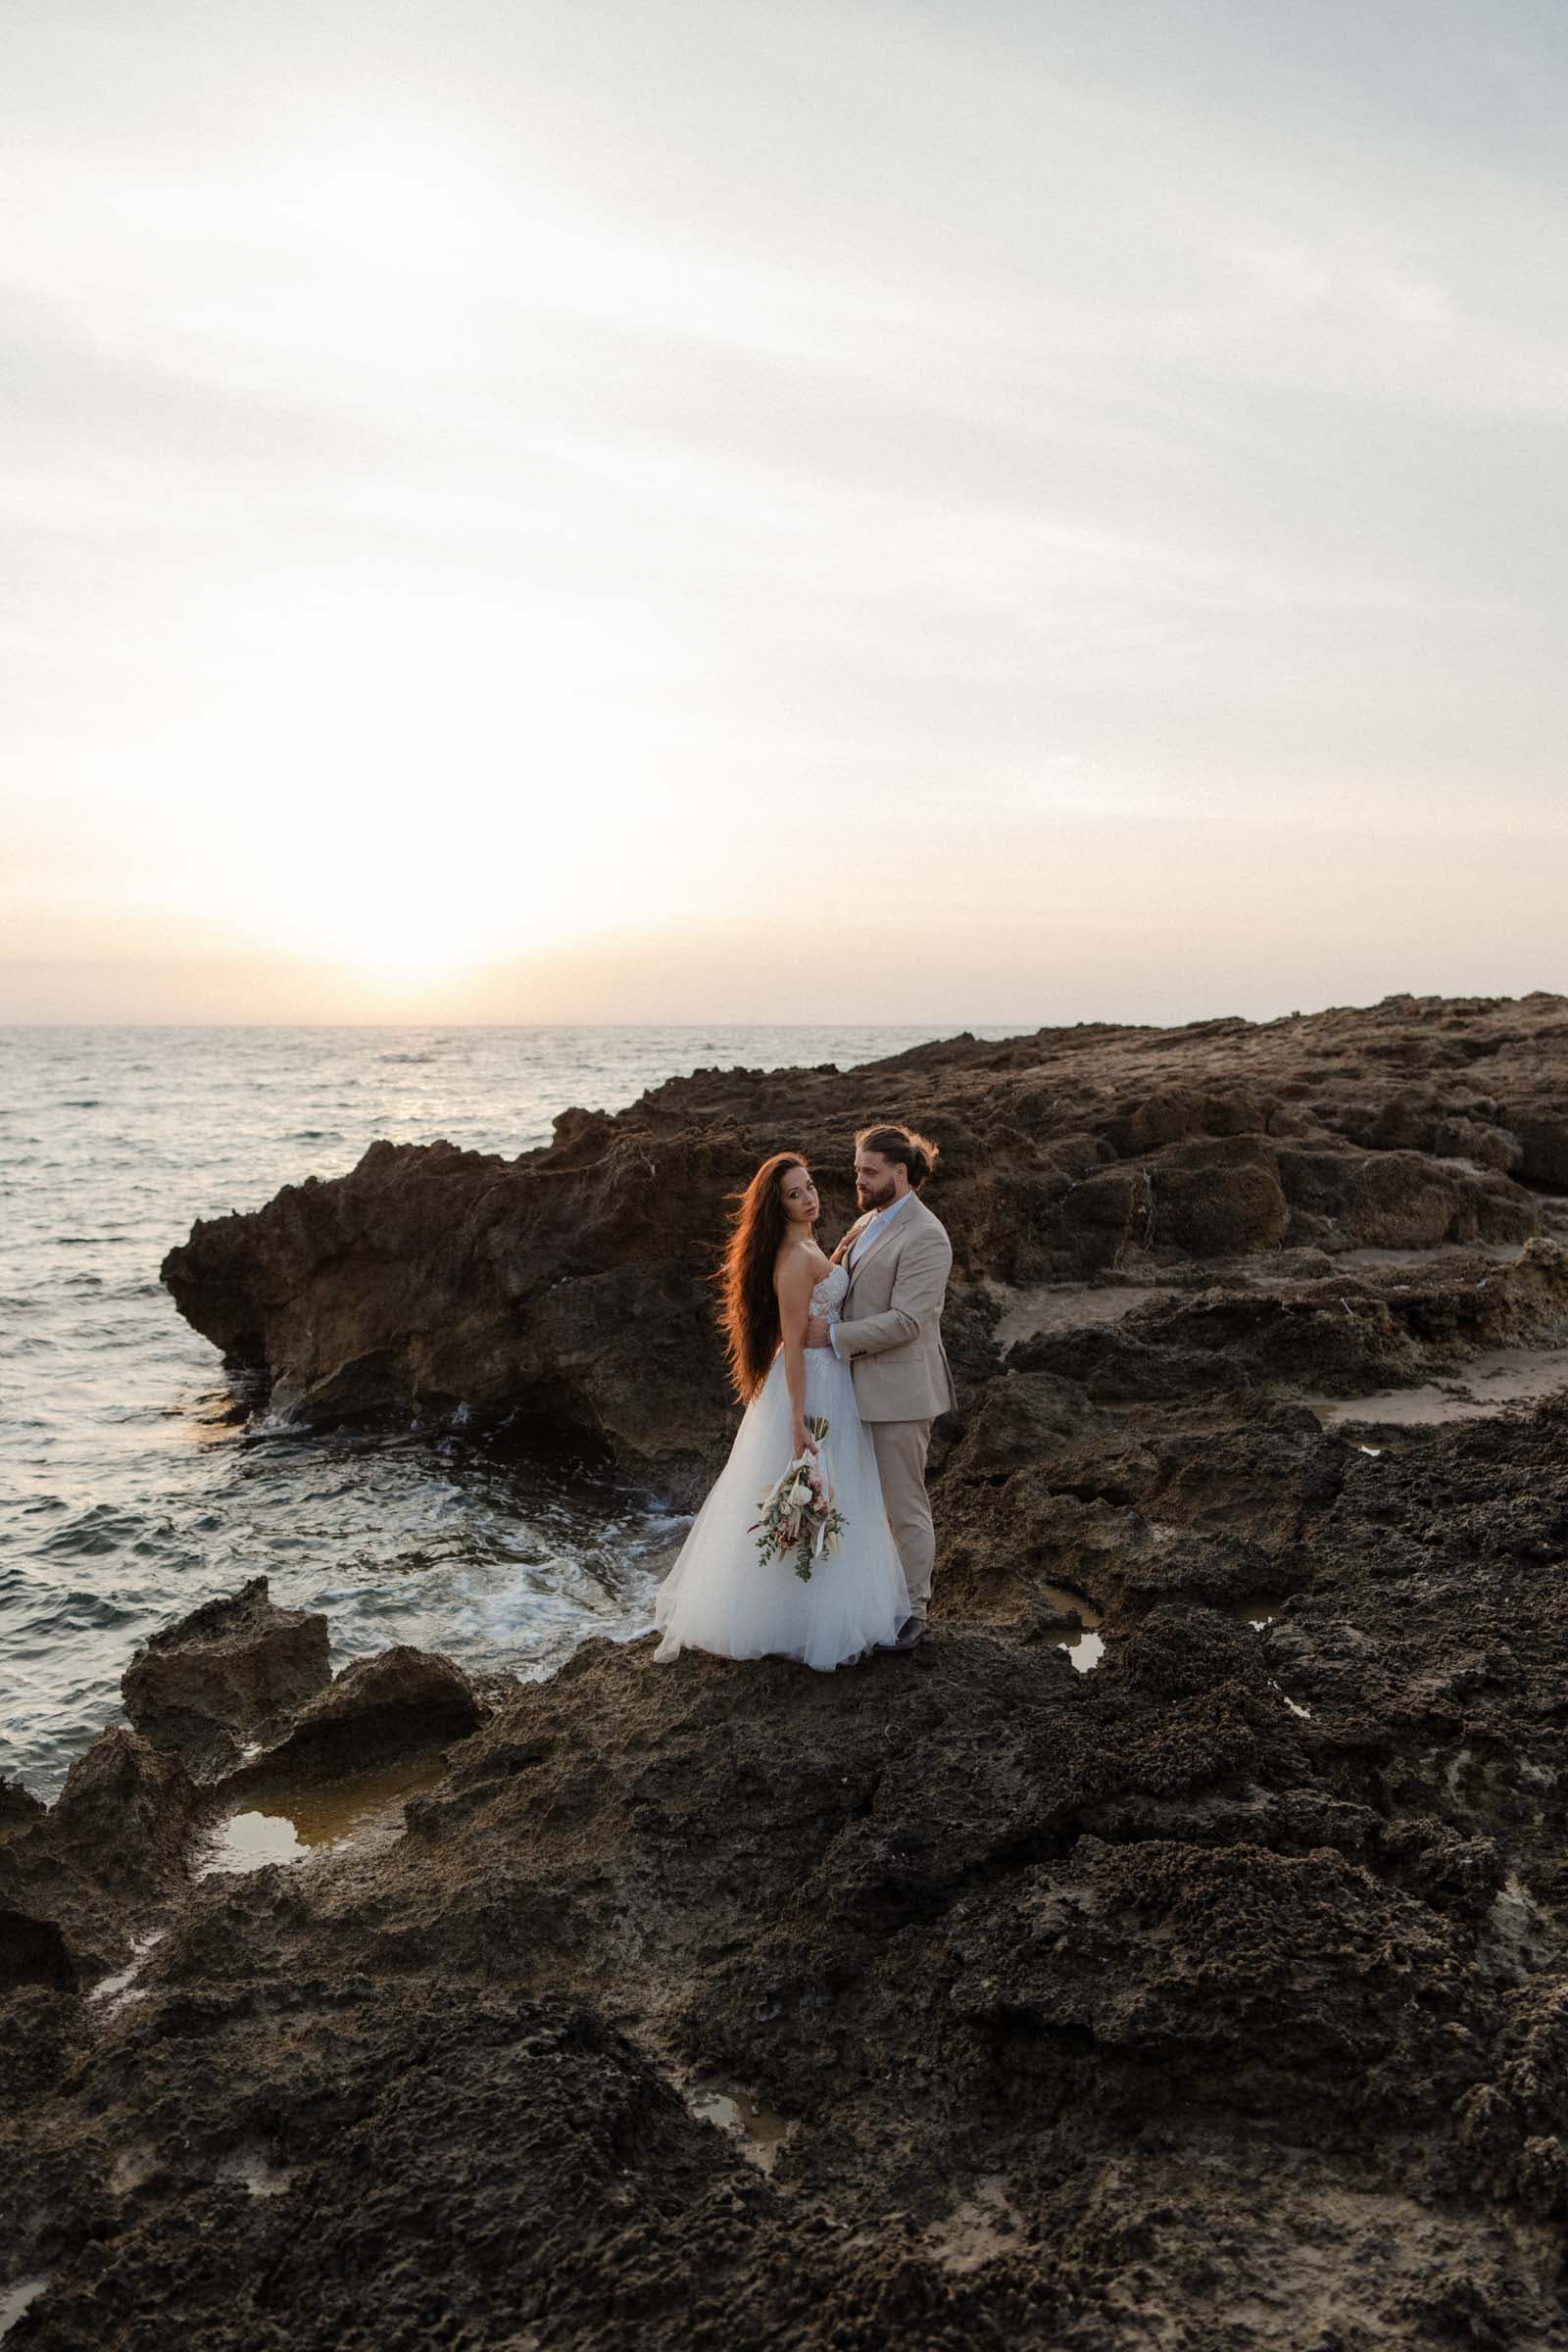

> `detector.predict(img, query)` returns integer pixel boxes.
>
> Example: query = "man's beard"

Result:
[857,1177,897,1209]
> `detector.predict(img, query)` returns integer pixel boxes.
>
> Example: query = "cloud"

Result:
[3,0,1566,1020]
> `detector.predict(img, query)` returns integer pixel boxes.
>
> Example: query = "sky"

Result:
[3,0,1566,1026]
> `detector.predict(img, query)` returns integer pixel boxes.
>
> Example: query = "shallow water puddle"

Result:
[1038,1585,1104,1672]
[0,2279,49,2339]
[208,1810,309,1871]
[197,1754,448,1877]
[1225,1595,1283,1631]
[685,2084,794,2173]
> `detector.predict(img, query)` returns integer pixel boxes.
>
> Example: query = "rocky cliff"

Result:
[161,991,1568,1501]
[6,995,1568,2348]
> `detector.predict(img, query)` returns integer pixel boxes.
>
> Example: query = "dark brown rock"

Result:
[1516,1114,1568,1187]
[1434,1116,1524,1173]
[41,1727,199,1897]
[122,1575,331,1780]
[0,1727,200,1987]
[1149,1137,1290,1254]
[227,1644,487,1787]
[1058,1166,1152,1267]
[945,1368,1099,1480]
[1008,1242,1568,1405]
[1343,1150,1536,1248]
[0,1778,45,1840]
[0,1906,75,1993]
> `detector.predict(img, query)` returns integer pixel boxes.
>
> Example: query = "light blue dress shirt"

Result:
[830,1188,918,1358]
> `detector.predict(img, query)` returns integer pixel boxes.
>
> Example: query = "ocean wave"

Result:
[39,1504,151,1558]
[24,1587,144,1637]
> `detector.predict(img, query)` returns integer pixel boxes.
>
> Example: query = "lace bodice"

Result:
[809,1262,850,1325]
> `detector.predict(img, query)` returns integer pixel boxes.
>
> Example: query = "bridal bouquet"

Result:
[752,1416,846,1583]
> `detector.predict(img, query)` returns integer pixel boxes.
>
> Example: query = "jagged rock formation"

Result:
[121,1577,331,1781]
[222,1642,489,1786]
[160,993,1568,1501]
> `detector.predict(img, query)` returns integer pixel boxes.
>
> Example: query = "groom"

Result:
[806,1122,956,1651]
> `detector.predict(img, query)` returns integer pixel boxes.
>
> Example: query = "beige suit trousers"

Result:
[869,1419,934,1618]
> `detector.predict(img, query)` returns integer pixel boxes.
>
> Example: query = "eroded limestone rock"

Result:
[122,1576,331,1781]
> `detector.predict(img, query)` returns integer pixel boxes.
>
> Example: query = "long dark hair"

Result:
[715,1152,808,1402]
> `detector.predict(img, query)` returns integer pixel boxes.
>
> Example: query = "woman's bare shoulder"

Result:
[774,1240,831,1290]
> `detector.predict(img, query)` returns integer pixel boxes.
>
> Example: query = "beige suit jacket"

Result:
[832,1192,957,1424]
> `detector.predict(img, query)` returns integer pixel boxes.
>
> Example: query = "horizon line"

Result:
[4,991,1562,1036]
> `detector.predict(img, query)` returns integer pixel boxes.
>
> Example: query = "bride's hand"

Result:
[792,1414,817,1458]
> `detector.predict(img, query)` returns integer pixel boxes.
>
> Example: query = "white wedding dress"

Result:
[654,1264,909,1670]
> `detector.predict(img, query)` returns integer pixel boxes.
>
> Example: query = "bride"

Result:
[654,1152,909,1670]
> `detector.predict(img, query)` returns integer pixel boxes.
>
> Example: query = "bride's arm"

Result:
[775,1253,818,1456]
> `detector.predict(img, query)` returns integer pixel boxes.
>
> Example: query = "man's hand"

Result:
[805,1315,831,1348]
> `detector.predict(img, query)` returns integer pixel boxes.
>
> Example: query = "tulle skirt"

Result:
[654,1345,909,1671]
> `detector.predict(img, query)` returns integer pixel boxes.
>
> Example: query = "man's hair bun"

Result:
[855,1123,939,1190]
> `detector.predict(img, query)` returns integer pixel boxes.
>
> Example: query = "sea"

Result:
[0,1023,1012,1799]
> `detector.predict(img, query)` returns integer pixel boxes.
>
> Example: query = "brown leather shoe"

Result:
[877,1615,930,1653]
